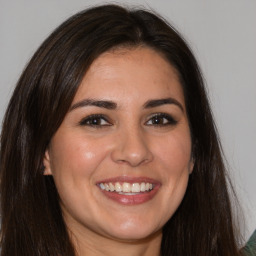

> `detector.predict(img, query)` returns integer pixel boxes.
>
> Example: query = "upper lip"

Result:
[96,176,160,185]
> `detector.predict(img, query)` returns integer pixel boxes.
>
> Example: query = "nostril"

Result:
[113,152,153,167]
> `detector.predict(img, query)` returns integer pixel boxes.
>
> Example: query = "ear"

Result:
[189,157,195,174]
[189,141,197,174]
[43,149,52,175]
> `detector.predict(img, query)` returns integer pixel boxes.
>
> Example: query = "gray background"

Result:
[0,0,255,240]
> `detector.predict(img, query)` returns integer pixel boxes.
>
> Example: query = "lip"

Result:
[96,176,161,205]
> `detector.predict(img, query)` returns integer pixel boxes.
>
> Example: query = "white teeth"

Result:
[140,182,146,192]
[131,183,140,193]
[115,182,122,192]
[99,181,154,193]
[100,183,105,190]
[123,182,130,192]
[109,183,115,192]
[105,183,110,191]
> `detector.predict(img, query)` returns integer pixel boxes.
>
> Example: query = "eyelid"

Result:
[78,112,177,128]
[79,114,112,127]
[145,112,178,126]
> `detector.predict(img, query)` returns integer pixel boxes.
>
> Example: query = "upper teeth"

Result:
[99,182,153,193]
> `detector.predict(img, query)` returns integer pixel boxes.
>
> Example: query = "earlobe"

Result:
[188,152,195,174]
[189,142,197,174]
[43,150,52,175]
[189,158,195,174]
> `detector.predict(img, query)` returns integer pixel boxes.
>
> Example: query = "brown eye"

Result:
[146,113,177,126]
[79,114,111,127]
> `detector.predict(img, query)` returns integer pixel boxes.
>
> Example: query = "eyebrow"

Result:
[70,99,117,111]
[70,97,184,112]
[143,98,184,112]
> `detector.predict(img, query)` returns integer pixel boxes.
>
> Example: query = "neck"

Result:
[69,226,162,256]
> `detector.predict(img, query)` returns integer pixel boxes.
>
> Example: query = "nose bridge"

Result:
[111,122,153,167]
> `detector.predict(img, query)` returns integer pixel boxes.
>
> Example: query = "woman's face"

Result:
[44,47,194,242]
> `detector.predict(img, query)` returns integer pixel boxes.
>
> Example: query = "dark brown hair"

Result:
[0,4,241,255]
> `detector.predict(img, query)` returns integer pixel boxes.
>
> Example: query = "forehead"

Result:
[73,47,185,107]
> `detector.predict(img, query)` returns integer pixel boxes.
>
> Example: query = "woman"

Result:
[0,4,249,256]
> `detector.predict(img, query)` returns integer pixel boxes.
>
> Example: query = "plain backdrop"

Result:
[0,0,255,240]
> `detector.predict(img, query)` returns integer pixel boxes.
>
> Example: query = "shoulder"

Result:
[241,230,256,256]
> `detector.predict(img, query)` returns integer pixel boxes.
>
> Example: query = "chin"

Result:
[104,221,162,242]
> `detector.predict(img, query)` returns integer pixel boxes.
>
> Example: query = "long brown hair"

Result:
[0,4,242,255]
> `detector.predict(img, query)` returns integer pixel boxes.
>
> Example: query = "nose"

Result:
[111,127,153,167]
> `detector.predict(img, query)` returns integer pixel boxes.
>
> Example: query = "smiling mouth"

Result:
[97,178,160,205]
[99,182,154,195]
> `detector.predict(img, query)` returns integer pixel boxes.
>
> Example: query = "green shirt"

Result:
[241,230,256,256]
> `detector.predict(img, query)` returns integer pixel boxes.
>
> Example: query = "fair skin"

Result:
[44,47,194,256]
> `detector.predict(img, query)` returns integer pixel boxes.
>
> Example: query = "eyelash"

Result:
[79,113,177,128]
[79,114,112,127]
[146,113,178,126]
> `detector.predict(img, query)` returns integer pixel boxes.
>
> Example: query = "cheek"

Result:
[49,133,112,187]
[152,129,192,207]
[48,133,112,214]
[150,134,191,221]
[154,131,192,173]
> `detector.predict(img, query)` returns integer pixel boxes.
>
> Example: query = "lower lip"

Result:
[98,185,161,205]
